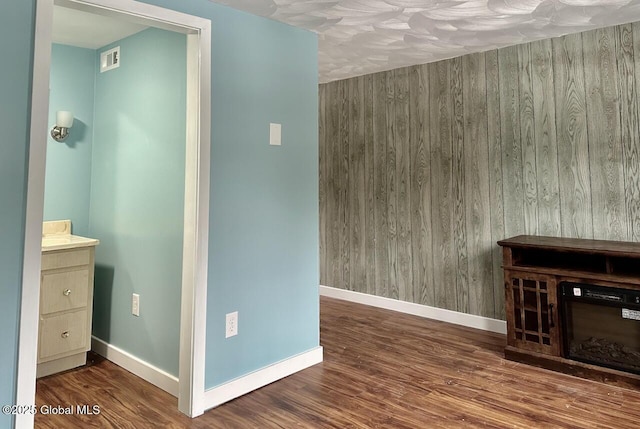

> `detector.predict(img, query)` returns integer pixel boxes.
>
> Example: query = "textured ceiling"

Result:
[213,0,640,83]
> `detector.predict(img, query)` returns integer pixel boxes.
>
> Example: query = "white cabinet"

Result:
[38,221,98,378]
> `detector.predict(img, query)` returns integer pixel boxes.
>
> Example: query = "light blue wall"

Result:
[202,7,320,387]
[90,28,186,376]
[145,0,319,388]
[44,44,96,236]
[0,2,35,427]
[0,0,318,420]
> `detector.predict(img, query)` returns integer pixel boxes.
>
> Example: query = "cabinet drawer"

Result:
[39,310,88,361]
[42,248,90,270]
[40,269,89,315]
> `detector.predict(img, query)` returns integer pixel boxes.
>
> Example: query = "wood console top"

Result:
[498,235,640,257]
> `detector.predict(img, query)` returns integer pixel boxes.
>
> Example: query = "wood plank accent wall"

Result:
[319,22,640,320]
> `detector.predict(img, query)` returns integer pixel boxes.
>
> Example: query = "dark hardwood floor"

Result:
[36,296,640,428]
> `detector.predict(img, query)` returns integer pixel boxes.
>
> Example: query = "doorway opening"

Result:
[19,0,211,427]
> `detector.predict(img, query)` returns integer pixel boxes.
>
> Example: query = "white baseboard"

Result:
[320,285,506,335]
[203,346,323,410]
[91,336,179,397]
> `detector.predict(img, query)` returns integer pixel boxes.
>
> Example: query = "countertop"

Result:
[42,220,99,252]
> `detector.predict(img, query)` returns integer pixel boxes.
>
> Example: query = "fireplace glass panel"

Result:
[564,301,640,374]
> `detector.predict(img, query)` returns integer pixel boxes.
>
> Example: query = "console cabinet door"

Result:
[505,271,560,356]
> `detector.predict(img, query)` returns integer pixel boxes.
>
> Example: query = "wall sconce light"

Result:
[51,111,74,142]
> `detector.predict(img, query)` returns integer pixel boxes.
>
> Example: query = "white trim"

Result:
[20,1,211,427]
[179,24,211,417]
[203,347,324,410]
[320,286,507,335]
[91,336,179,397]
[16,1,53,428]
[56,0,205,32]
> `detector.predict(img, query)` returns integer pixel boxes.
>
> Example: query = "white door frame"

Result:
[17,0,211,427]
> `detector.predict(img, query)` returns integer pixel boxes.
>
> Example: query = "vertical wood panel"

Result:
[518,43,539,235]
[552,32,593,239]
[395,67,413,302]
[429,60,457,312]
[319,21,640,323]
[463,52,493,318]
[531,39,561,237]
[373,72,389,298]
[319,84,327,285]
[409,64,434,307]
[486,49,506,320]
[498,46,524,238]
[326,81,341,288]
[349,77,366,291]
[339,79,351,289]
[583,27,626,240]
[364,74,376,295]
[386,70,399,300]
[626,22,640,241]
[451,56,468,314]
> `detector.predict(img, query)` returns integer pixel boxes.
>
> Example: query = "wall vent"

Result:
[100,46,120,73]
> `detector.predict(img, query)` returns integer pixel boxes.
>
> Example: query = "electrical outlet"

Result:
[132,293,140,317]
[225,311,238,338]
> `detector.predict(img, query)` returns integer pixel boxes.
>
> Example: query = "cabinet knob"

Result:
[61,331,70,339]
[63,289,71,296]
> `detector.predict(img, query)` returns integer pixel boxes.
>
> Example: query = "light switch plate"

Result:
[132,293,140,317]
[270,123,281,146]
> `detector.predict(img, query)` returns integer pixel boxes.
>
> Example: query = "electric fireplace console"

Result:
[498,235,640,389]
